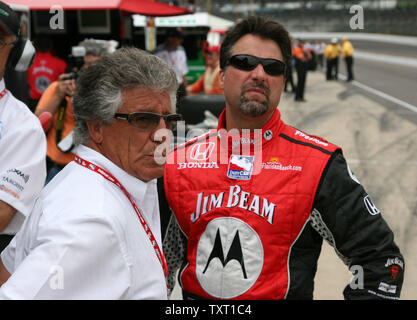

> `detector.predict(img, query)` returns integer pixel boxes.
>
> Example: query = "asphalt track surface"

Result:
[351,40,417,59]
[339,40,417,109]
[297,35,417,108]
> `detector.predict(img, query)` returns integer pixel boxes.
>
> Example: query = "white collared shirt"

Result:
[0,79,46,235]
[0,145,167,299]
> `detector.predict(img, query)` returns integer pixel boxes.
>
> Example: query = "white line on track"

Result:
[354,51,417,68]
[338,73,417,113]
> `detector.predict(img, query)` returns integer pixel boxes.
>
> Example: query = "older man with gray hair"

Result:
[35,38,118,185]
[0,47,181,299]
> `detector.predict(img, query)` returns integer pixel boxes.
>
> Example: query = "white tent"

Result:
[133,12,234,31]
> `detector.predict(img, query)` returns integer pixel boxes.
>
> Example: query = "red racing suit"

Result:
[27,52,67,100]
[162,109,404,300]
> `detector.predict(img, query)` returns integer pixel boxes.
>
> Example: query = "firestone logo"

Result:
[294,130,328,147]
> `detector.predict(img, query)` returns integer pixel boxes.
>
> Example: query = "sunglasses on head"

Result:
[227,54,286,76]
[114,112,183,130]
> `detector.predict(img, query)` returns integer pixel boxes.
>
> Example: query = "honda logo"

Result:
[189,142,215,161]
[364,195,380,216]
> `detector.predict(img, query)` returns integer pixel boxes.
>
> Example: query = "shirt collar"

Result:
[73,144,157,205]
[0,79,5,92]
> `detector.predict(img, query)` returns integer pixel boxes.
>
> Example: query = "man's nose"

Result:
[150,117,168,142]
[250,63,267,81]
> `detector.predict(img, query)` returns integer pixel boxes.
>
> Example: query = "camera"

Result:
[66,46,86,80]
[66,72,78,80]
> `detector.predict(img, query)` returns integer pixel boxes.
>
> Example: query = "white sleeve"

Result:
[0,215,131,299]
[0,235,16,273]
[179,50,189,76]
[0,119,46,217]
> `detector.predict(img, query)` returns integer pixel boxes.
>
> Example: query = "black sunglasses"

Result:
[114,112,183,130]
[227,54,286,76]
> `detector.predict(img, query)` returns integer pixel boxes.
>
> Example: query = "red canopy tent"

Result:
[4,0,192,16]
[120,0,192,16]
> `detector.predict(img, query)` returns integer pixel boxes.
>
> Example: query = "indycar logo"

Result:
[227,155,254,180]
[196,217,263,299]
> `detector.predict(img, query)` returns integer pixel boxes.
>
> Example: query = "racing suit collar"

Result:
[216,108,283,146]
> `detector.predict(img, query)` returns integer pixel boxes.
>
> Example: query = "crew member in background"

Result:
[293,39,311,102]
[35,39,114,184]
[323,37,341,80]
[342,37,354,81]
[155,28,188,104]
[27,35,67,112]
[0,1,46,251]
[284,37,295,93]
[304,40,317,71]
[315,39,326,70]
[186,45,223,95]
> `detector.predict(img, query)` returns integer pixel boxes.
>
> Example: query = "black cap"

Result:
[166,27,184,39]
[0,1,20,36]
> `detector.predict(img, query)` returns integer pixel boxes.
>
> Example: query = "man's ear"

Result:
[86,120,104,144]
[219,68,225,89]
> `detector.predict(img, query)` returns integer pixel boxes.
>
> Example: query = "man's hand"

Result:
[0,259,11,286]
[56,73,77,98]
[0,200,16,232]
[35,73,76,117]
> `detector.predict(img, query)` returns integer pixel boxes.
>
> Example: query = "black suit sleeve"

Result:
[312,151,405,300]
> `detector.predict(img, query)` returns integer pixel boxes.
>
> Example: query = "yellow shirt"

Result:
[342,41,354,58]
[324,44,341,59]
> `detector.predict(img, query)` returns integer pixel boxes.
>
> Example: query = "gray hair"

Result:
[72,47,178,145]
[78,39,109,57]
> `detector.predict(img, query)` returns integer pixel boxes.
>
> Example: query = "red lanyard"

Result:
[74,155,169,281]
[0,88,7,98]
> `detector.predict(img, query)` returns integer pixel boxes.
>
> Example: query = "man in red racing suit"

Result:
[161,16,404,300]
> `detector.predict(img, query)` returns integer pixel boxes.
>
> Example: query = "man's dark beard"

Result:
[239,83,270,117]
